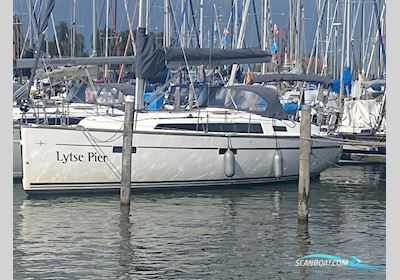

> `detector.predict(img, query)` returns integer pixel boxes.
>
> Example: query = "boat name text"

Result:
[56,151,107,164]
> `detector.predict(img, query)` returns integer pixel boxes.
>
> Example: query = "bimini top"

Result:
[201,84,287,119]
[252,73,333,89]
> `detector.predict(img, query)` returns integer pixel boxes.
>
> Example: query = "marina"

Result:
[12,0,386,278]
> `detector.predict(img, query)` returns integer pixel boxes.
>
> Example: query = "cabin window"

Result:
[207,88,268,112]
[155,123,264,133]
[214,88,268,112]
[15,117,82,125]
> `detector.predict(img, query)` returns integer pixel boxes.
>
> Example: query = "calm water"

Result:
[13,164,386,280]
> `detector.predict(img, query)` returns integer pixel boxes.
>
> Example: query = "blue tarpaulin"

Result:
[271,40,277,54]
[282,103,299,115]
[331,67,352,94]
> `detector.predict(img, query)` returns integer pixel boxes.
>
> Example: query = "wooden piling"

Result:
[120,95,135,205]
[298,104,311,221]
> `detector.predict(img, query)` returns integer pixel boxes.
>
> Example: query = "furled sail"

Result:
[252,73,333,89]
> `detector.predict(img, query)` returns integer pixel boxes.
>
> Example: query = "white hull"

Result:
[13,103,124,178]
[21,124,342,193]
[13,127,22,178]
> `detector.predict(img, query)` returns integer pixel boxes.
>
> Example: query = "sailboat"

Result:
[20,83,342,193]
[19,0,342,194]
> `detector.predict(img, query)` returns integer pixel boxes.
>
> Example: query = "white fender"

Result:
[273,150,283,178]
[224,149,235,177]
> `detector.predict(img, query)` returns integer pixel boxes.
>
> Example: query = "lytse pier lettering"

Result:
[56,151,107,164]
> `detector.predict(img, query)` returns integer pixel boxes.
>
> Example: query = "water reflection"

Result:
[119,205,133,280]
[296,221,311,279]
[14,164,386,279]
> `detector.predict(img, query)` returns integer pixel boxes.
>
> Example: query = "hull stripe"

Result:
[28,173,320,188]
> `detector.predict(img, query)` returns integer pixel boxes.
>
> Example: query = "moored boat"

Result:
[20,85,342,193]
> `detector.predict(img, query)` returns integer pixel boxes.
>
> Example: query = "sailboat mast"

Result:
[181,0,186,46]
[105,0,109,79]
[262,0,268,74]
[92,0,97,56]
[233,0,239,48]
[199,0,204,48]
[135,0,146,110]
[325,0,330,75]
[295,0,302,71]
[28,0,34,49]
[163,0,170,47]
[289,0,295,69]
[339,0,347,109]
[315,0,321,73]
[146,0,150,31]
[71,0,77,57]
[346,0,351,68]
[360,0,364,74]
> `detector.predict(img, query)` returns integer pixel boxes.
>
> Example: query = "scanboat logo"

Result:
[295,254,384,269]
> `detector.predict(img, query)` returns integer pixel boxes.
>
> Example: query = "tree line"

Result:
[47,21,163,57]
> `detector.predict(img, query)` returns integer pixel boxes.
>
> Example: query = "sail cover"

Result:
[338,99,384,133]
[135,28,167,81]
[252,73,333,88]
[135,28,272,80]
[165,48,272,68]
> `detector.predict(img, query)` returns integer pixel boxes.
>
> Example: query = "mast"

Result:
[294,0,302,72]
[289,0,295,69]
[301,0,305,71]
[199,0,204,48]
[233,0,239,48]
[325,0,330,75]
[114,0,119,57]
[71,0,76,57]
[135,0,146,110]
[28,0,34,49]
[163,0,170,47]
[92,0,97,56]
[262,0,269,74]
[45,0,49,56]
[339,0,347,109]
[181,0,186,47]
[105,0,109,79]
[360,0,364,75]
[346,0,351,68]
[315,0,321,73]
[146,0,150,31]
[211,8,214,48]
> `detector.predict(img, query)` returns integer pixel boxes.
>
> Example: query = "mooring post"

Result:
[120,95,135,205]
[298,104,311,222]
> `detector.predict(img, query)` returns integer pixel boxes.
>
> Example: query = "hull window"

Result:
[155,123,264,134]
